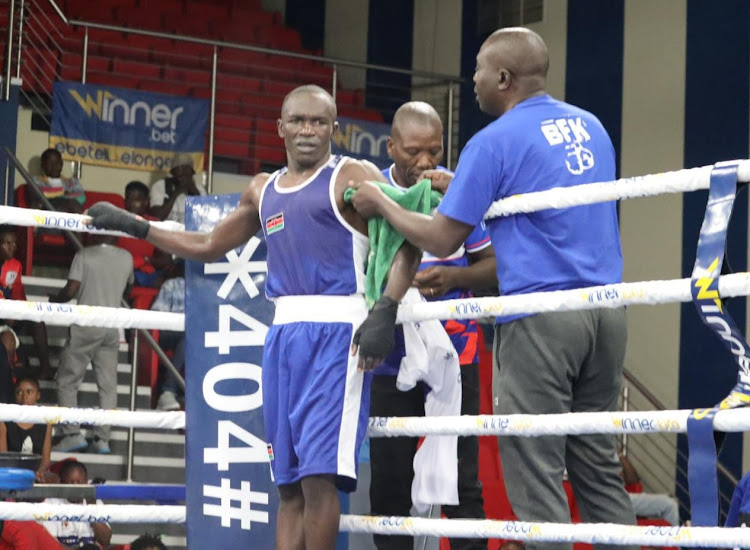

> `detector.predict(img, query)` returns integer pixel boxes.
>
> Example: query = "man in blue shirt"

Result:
[349,28,637,550]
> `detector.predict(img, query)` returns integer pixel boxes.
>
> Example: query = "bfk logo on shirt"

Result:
[540,117,595,176]
[265,213,284,235]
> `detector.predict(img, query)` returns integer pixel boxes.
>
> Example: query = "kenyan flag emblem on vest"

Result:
[266,212,284,234]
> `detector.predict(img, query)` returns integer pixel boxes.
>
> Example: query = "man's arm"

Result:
[348,180,473,258]
[619,452,640,485]
[91,175,268,263]
[49,280,80,303]
[91,521,112,546]
[414,246,497,298]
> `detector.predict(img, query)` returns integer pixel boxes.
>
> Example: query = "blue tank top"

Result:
[259,155,368,298]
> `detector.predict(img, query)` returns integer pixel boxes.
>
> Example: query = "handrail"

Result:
[44,0,462,84]
[623,368,739,486]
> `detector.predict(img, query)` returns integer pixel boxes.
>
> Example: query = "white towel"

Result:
[396,288,461,512]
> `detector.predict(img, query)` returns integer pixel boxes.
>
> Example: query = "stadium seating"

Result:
[19,0,383,172]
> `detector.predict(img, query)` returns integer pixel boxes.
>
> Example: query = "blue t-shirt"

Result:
[726,470,750,527]
[438,94,622,321]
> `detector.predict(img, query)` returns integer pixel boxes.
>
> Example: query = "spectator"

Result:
[130,533,167,550]
[619,452,680,526]
[30,149,85,214]
[50,234,133,454]
[150,261,185,411]
[41,460,112,548]
[149,153,206,223]
[0,376,54,482]
[116,181,173,288]
[0,225,53,380]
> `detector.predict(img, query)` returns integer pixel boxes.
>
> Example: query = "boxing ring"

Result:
[0,159,749,547]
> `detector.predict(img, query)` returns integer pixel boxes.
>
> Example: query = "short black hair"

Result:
[0,225,15,238]
[130,533,167,550]
[40,148,61,164]
[14,375,39,391]
[58,459,87,481]
[125,180,150,196]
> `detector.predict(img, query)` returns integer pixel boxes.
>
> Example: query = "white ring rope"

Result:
[0,403,185,430]
[484,159,750,219]
[4,402,747,436]
[3,272,750,330]
[0,502,746,548]
[368,408,750,437]
[398,272,750,323]
[0,501,186,524]
[0,299,183,330]
[340,516,750,548]
[0,205,184,235]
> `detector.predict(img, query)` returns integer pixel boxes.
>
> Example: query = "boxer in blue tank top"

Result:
[88,85,420,550]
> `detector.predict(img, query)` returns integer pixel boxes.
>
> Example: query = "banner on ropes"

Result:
[331,116,391,168]
[184,195,277,549]
[49,81,208,172]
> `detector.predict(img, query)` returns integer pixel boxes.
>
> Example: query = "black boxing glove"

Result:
[353,296,399,362]
[88,202,150,239]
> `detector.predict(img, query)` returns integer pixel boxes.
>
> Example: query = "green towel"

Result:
[344,179,443,308]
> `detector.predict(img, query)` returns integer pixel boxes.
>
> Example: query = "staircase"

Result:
[22,275,187,549]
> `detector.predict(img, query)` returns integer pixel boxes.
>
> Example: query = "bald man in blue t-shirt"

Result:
[349,28,637,550]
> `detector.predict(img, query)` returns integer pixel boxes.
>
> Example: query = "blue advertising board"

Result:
[50,81,208,172]
[331,116,391,168]
[184,194,278,549]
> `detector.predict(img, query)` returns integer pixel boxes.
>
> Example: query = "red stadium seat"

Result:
[252,118,285,169]
[86,71,140,90]
[113,59,162,80]
[94,37,150,62]
[59,54,109,82]
[215,113,253,130]
[217,73,262,93]
[185,1,230,21]
[163,66,211,88]
[138,79,191,97]
[114,6,163,30]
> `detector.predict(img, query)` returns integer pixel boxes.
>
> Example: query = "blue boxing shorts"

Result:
[262,295,371,492]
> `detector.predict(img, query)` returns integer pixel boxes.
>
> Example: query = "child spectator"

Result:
[41,460,112,548]
[150,262,184,411]
[0,225,53,380]
[50,234,133,454]
[30,149,86,214]
[130,533,168,550]
[0,376,54,482]
[116,181,173,288]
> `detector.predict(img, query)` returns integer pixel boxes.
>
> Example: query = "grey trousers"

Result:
[57,325,119,441]
[493,309,637,550]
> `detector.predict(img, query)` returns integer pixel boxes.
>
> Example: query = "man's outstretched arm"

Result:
[348,180,474,258]
[90,175,267,263]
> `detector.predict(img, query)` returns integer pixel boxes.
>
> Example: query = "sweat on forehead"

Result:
[281,85,337,118]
